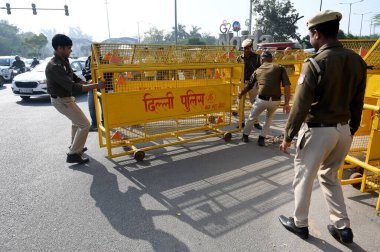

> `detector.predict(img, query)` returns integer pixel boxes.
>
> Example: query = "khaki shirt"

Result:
[284,42,367,142]
[247,62,291,98]
[46,53,83,97]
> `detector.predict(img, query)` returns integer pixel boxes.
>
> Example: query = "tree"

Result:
[21,33,48,57]
[252,0,301,42]
[189,26,202,38]
[143,27,166,44]
[177,24,189,40]
[201,33,217,45]
[0,21,21,55]
[187,37,206,45]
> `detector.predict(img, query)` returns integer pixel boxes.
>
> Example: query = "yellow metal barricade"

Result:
[340,39,377,57]
[90,44,244,160]
[339,38,380,212]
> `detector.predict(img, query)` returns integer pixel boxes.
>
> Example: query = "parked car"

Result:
[0,56,16,85]
[11,58,86,100]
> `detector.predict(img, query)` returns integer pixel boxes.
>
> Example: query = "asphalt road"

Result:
[1,83,379,251]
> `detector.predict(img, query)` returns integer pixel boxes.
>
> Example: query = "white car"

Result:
[12,58,86,100]
[0,56,16,84]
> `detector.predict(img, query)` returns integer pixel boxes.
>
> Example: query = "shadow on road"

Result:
[73,159,189,252]
[109,138,307,238]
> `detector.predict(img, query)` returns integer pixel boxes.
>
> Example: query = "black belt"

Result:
[258,95,281,101]
[307,122,348,128]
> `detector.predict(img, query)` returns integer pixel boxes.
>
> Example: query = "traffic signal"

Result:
[32,3,37,15]
[6,3,11,15]
[64,5,69,16]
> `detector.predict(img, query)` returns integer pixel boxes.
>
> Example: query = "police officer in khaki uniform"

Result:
[239,51,291,146]
[238,38,262,129]
[46,34,105,164]
[278,10,367,244]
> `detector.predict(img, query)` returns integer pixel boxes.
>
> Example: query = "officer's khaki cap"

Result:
[242,39,253,48]
[307,10,342,29]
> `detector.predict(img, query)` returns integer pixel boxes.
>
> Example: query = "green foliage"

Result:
[252,0,301,42]
[187,37,206,45]
[0,21,21,55]
[21,33,48,57]
[143,24,218,45]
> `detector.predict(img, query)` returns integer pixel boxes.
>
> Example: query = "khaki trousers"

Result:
[240,83,259,123]
[293,123,352,229]
[243,97,280,137]
[51,96,90,155]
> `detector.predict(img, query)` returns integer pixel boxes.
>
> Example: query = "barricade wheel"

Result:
[134,150,145,161]
[349,172,363,190]
[223,132,232,142]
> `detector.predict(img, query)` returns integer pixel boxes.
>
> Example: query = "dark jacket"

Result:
[45,53,83,97]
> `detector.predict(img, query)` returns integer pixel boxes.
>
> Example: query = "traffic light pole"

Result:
[1,3,69,16]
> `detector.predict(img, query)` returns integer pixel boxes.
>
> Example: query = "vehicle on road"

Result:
[11,58,86,100]
[0,56,16,85]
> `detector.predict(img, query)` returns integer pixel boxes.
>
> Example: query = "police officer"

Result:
[239,50,291,146]
[46,34,105,164]
[239,38,262,130]
[278,10,367,244]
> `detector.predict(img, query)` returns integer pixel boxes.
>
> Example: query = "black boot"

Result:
[258,136,265,146]
[242,134,249,143]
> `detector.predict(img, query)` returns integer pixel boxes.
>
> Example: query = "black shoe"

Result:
[254,123,262,130]
[242,134,249,143]
[278,215,309,239]
[89,125,98,132]
[327,225,353,244]
[258,136,265,146]
[66,153,89,164]
[236,122,245,128]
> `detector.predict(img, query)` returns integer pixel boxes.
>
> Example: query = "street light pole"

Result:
[249,0,253,35]
[354,12,371,36]
[320,0,323,11]
[174,0,178,44]
[105,0,111,38]
[339,0,364,35]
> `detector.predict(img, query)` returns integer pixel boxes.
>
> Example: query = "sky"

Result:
[1,0,379,42]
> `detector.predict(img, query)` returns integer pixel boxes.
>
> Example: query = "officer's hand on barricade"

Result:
[279,140,291,154]
[97,77,106,89]
[283,104,291,114]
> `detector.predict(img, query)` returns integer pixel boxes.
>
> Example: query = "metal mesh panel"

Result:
[365,40,380,69]
[109,112,231,144]
[92,43,238,66]
[340,39,377,56]
[110,68,232,93]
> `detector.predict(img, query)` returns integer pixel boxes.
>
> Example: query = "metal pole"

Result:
[339,0,364,35]
[105,0,111,38]
[359,14,364,36]
[249,0,253,35]
[174,0,178,44]
[320,0,323,11]
[348,3,352,34]
[137,22,140,43]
